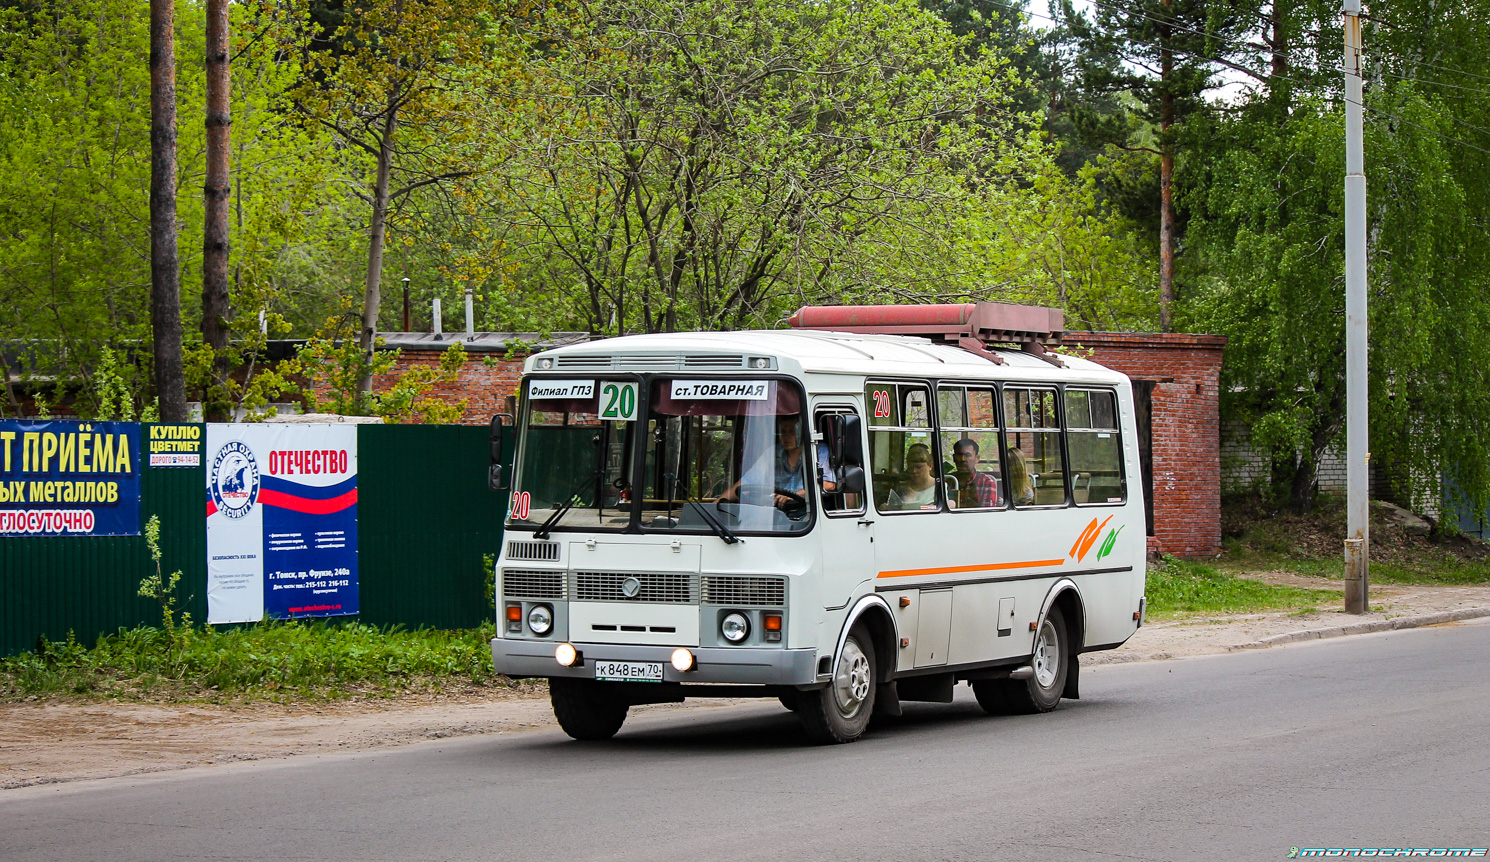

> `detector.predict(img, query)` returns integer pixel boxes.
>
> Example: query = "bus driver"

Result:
[719,415,828,511]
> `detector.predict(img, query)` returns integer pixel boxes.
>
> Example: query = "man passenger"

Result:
[951,437,1000,508]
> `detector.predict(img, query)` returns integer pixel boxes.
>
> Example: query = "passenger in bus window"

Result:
[887,443,937,510]
[1006,446,1035,506]
[951,438,1000,508]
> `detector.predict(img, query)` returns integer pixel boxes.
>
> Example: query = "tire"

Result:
[797,625,877,744]
[972,605,1068,716]
[550,677,630,741]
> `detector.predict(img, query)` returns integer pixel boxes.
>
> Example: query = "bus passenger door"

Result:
[814,406,876,613]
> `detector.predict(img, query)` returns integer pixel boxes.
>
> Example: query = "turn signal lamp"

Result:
[555,643,579,667]
[763,614,783,643]
[671,648,696,672]
[506,604,523,633]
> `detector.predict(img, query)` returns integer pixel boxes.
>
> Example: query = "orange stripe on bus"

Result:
[1075,515,1115,562]
[877,559,1067,579]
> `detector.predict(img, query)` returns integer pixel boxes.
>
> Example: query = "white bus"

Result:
[490,306,1146,743]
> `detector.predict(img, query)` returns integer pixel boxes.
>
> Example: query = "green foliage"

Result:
[375,342,469,424]
[298,304,468,422]
[0,621,503,701]
[138,515,191,637]
[1145,556,1337,619]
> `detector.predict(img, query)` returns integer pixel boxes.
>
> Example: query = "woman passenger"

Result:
[887,442,937,510]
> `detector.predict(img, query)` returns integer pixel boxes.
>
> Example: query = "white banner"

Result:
[669,380,771,400]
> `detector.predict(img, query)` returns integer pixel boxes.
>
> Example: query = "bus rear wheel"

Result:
[550,677,630,740]
[973,605,1068,715]
[797,625,876,744]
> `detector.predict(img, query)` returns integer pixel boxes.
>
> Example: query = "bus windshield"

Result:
[507,381,634,532]
[508,377,810,535]
[641,378,811,535]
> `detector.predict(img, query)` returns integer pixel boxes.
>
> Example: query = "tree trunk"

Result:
[1158,15,1176,334]
[150,0,187,422]
[357,103,399,402]
[202,0,232,421]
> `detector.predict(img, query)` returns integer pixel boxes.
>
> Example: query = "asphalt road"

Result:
[5,620,1489,862]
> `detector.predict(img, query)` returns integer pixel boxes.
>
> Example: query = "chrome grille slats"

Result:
[574,571,696,603]
[547,353,749,371]
[500,569,566,600]
[506,540,560,562]
[702,576,786,607]
[553,355,612,369]
[681,354,746,368]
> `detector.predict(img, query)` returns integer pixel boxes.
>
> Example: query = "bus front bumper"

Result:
[492,638,820,686]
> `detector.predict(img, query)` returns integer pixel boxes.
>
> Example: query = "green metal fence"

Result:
[1,423,506,658]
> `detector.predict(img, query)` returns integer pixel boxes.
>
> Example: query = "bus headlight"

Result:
[527,604,553,636]
[721,612,750,643]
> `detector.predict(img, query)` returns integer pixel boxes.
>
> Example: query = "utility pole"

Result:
[1343,0,1369,613]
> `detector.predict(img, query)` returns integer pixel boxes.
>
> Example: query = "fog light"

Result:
[721,612,750,643]
[555,643,579,666]
[670,648,696,672]
[527,604,553,636]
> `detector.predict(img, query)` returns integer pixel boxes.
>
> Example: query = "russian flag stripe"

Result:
[259,487,358,515]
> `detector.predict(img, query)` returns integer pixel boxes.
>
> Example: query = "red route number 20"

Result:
[872,389,892,419]
[510,491,532,520]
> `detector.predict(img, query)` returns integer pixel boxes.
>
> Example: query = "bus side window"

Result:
[1065,388,1126,504]
[866,382,937,513]
[816,409,865,514]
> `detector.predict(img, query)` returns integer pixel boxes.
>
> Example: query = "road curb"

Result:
[1224,607,1490,652]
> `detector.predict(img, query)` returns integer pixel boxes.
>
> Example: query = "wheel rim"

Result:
[833,639,872,717]
[1033,618,1061,688]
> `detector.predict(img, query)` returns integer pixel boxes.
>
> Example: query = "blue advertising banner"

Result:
[0,420,141,537]
[205,425,358,623]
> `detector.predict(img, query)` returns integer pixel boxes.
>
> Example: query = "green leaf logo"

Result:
[1096,525,1124,560]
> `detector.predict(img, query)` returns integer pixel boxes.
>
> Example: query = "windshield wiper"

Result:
[668,475,739,545]
[533,493,579,540]
[686,499,740,545]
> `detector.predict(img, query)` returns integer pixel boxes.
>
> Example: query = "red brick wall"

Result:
[368,350,527,425]
[1066,332,1227,560]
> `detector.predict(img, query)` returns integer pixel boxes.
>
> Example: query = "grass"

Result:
[0,620,511,703]
[1216,542,1490,586]
[1146,557,1338,620]
[1217,494,1490,586]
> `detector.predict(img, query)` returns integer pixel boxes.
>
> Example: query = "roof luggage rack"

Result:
[785,302,1066,367]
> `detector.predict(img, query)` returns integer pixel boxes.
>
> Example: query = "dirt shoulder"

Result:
[5,578,1489,792]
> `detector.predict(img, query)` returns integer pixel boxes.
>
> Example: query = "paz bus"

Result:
[489,303,1146,744]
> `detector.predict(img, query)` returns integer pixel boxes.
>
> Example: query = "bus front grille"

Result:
[702,576,786,607]
[501,569,566,600]
[506,540,560,562]
[575,571,696,603]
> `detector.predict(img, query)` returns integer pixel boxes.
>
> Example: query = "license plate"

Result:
[593,660,664,682]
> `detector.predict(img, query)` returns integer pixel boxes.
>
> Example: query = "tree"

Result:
[1055,0,1264,331]
[279,0,494,402]
[475,0,1055,335]
[202,0,232,421]
[151,0,187,419]
[1183,0,1490,515]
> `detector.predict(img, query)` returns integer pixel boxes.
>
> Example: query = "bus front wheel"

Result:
[550,677,630,740]
[797,625,877,744]
[973,605,1068,715]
